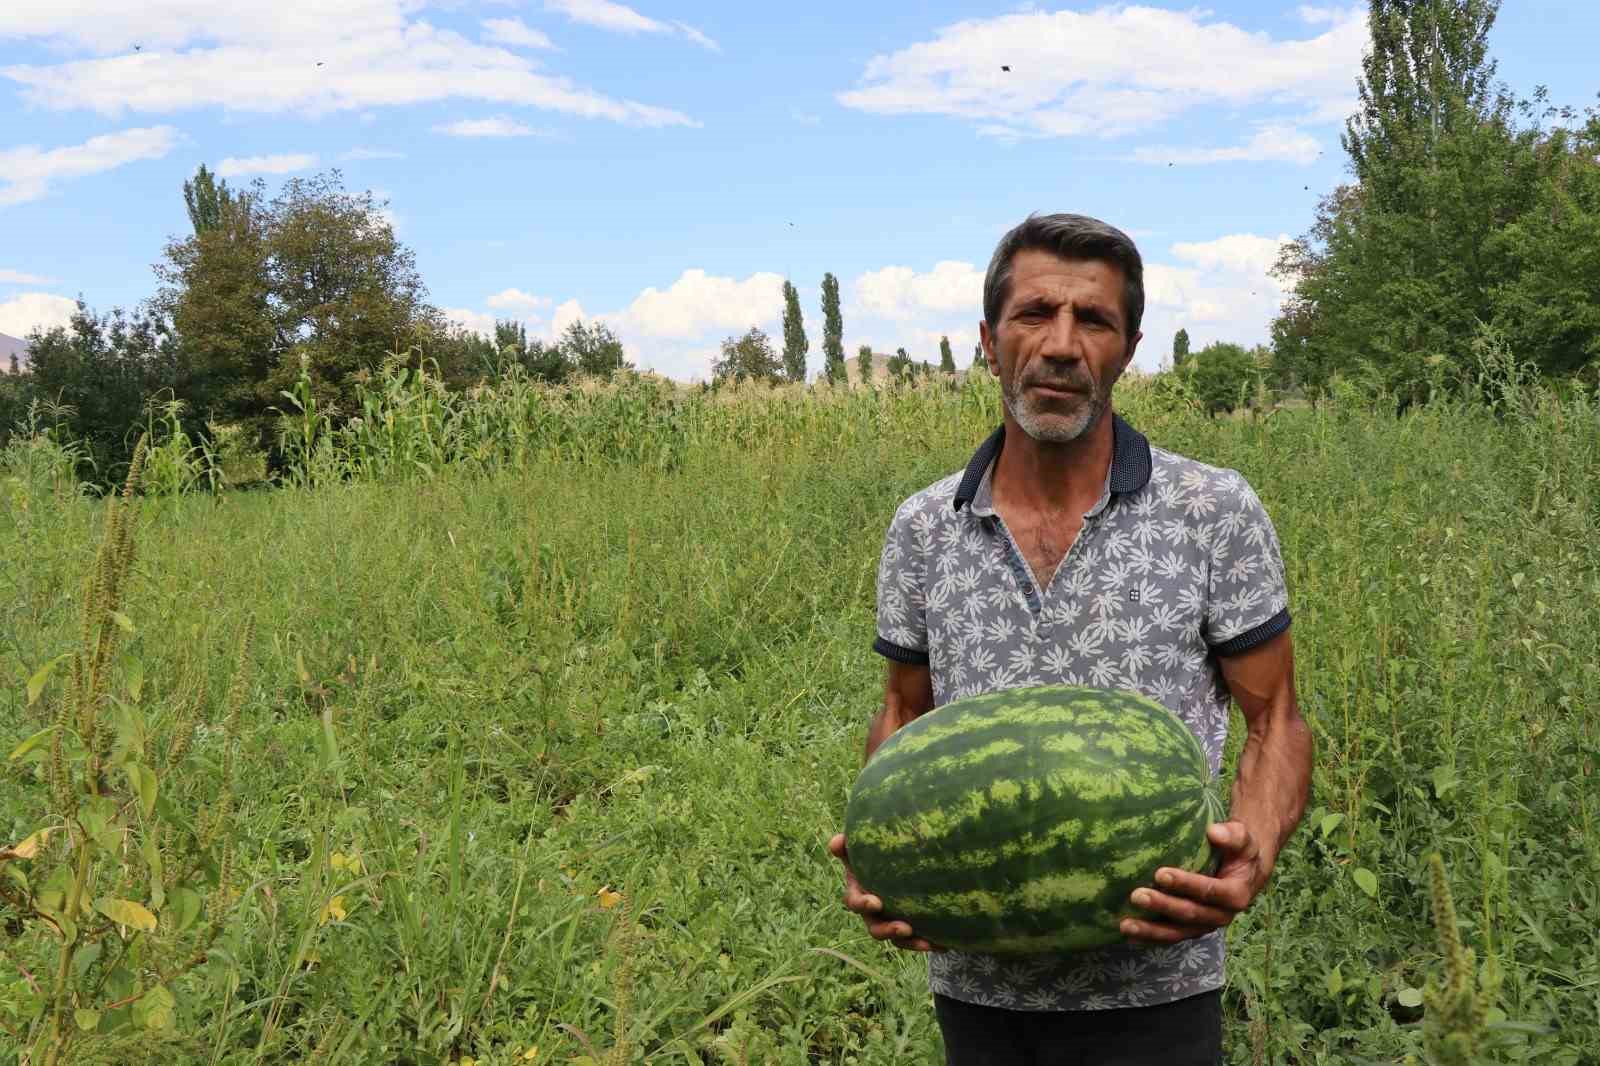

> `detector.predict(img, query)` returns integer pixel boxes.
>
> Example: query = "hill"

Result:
[0,332,27,371]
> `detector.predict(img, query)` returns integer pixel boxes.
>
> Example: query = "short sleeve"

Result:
[872,497,931,664]
[1203,473,1291,656]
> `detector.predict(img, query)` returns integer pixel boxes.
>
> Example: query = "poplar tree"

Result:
[820,272,845,383]
[781,280,809,382]
[939,335,956,373]
[857,344,873,384]
[1173,328,1191,368]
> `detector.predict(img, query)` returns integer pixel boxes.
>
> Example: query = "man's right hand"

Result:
[828,833,944,952]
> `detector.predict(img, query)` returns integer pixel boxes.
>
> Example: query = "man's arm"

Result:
[863,660,935,762]
[1121,630,1312,943]
[830,660,938,950]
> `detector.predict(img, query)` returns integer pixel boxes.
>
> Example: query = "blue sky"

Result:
[2,1,1595,380]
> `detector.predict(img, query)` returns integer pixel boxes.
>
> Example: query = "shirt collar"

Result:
[952,412,1153,514]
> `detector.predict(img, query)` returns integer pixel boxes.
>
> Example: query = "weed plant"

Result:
[2,368,1596,1063]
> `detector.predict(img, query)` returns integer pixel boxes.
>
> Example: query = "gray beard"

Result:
[1002,375,1109,444]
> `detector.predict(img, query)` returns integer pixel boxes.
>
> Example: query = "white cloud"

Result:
[1132,125,1321,166]
[340,146,406,161]
[482,17,555,50]
[1297,5,1347,24]
[0,1,695,127]
[617,269,784,339]
[432,116,546,137]
[837,6,1367,140]
[0,269,55,285]
[853,260,985,321]
[1169,234,1294,279]
[0,125,177,206]
[486,287,553,310]
[216,152,316,177]
[544,0,719,50]
[0,292,78,338]
[549,299,588,338]
[443,306,497,338]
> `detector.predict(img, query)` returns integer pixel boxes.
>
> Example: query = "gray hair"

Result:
[983,213,1145,342]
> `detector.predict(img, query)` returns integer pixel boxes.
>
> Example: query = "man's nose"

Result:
[1039,311,1084,360]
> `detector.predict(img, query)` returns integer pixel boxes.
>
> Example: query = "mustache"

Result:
[1023,371,1095,392]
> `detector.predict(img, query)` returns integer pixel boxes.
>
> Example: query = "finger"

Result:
[1120,917,1213,944]
[891,935,945,953]
[1129,887,1234,929]
[867,918,915,941]
[1206,820,1258,858]
[843,887,885,915]
[1149,869,1253,913]
[828,833,848,860]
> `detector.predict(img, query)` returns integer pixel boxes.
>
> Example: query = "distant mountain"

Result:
[0,332,28,371]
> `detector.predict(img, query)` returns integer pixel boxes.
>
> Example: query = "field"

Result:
[3,372,1598,1064]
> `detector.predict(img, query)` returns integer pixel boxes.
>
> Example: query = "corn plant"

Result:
[2,437,254,1063]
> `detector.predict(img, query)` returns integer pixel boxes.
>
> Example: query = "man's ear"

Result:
[979,320,999,376]
[1121,331,1143,376]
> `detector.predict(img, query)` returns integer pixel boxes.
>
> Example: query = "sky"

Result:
[1,1,1596,380]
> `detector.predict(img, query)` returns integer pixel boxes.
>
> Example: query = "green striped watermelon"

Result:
[843,685,1223,955]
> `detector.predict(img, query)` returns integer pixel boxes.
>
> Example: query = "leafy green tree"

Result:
[712,327,783,384]
[820,272,845,383]
[857,344,873,384]
[155,173,273,430]
[1172,328,1190,368]
[781,280,809,382]
[21,302,169,479]
[973,343,984,368]
[939,335,956,374]
[1185,341,1259,415]
[559,319,629,378]
[182,163,236,235]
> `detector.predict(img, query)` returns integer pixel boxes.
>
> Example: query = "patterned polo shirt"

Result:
[871,412,1290,1012]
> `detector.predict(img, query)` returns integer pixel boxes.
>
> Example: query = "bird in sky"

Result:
[1001,65,1011,72]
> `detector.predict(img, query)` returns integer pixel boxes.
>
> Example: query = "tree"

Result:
[1172,328,1191,368]
[559,319,628,378]
[1185,341,1259,415]
[22,302,169,479]
[712,327,783,384]
[781,280,809,382]
[973,343,984,368]
[857,344,874,384]
[1269,0,1571,402]
[820,272,845,383]
[182,163,236,235]
[886,347,911,382]
[939,335,956,373]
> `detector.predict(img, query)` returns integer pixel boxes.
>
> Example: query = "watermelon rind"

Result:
[843,685,1222,955]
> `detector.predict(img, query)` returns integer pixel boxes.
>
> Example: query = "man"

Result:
[828,213,1312,1065]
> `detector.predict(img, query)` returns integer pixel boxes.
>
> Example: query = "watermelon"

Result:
[843,685,1223,955]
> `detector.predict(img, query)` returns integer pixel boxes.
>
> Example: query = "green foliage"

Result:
[4,440,254,1063]
[820,273,845,384]
[780,281,808,383]
[857,345,874,385]
[1272,0,1600,401]
[886,348,912,384]
[559,320,629,379]
[713,327,783,386]
[938,336,955,374]
[973,343,984,368]
[1184,342,1260,415]
[1173,327,1191,368]
[181,164,236,236]
[18,303,170,483]
[4,378,1596,1062]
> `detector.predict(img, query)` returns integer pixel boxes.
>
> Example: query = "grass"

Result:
[2,373,1598,1063]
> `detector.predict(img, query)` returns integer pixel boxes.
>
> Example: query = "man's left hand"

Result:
[1120,821,1267,944]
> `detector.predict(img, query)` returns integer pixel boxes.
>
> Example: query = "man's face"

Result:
[981,249,1142,444]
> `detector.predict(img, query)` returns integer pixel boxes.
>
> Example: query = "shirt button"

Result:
[1021,584,1033,596]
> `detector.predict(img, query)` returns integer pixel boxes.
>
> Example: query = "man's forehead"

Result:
[1005,251,1125,307]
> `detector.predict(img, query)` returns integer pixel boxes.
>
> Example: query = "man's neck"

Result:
[992,409,1116,516]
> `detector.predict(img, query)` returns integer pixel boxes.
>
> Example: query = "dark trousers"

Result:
[934,989,1223,1066]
